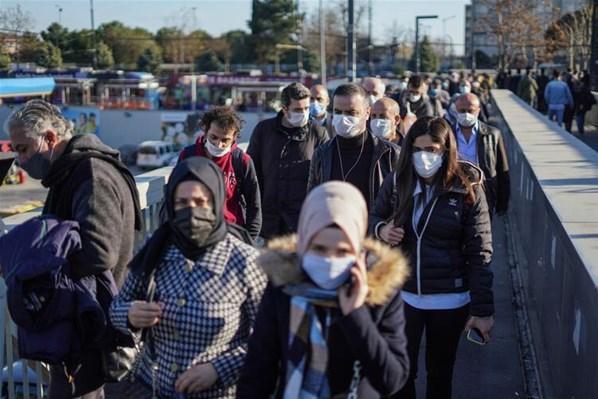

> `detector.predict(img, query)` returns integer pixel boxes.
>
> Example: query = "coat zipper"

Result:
[413,197,439,296]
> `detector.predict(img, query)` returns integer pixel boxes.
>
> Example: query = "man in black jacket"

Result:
[7,99,142,398]
[308,83,399,210]
[399,75,434,119]
[247,82,328,239]
[453,93,510,215]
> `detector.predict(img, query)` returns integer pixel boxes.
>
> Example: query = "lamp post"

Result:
[442,15,455,60]
[415,15,437,73]
[55,4,63,24]
[319,0,327,85]
[90,0,97,68]
[347,0,356,81]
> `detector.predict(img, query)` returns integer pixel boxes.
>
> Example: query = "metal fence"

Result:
[491,90,598,398]
[0,166,172,398]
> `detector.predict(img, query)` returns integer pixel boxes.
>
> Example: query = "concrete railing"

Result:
[0,166,172,398]
[586,92,598,127]
[491,90,598,398]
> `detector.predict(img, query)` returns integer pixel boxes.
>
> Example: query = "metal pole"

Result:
[90,0,97,68]
[591,0,598,91]
[471,30,476,73]
[415,18,420,73]
[319,0,327,85]
[56,5,63,24]
[347,0,356,82]
[368,0,373,75]
[297,0,303,72]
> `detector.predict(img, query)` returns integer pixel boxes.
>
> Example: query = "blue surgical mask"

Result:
[301,252,356,290]
[309,101,326,118]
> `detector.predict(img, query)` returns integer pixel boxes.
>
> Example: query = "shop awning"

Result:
[0,77,56,98]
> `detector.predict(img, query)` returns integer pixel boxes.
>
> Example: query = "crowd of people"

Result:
[498,68,596,133]
[1,69,513,398]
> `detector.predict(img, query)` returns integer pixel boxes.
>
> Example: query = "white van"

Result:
[137,141,178,169]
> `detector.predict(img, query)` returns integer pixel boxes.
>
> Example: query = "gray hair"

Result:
[7,99,74,140]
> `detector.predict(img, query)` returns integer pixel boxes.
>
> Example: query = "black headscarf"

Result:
[166,157,228,259]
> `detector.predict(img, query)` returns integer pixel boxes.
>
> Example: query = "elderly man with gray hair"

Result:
[7,99,142,398]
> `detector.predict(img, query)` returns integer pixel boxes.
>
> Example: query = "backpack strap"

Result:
[231,148,246,199]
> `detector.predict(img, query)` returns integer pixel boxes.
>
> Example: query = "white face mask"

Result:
[205,139,232,157]
[302,252,356,290]
[286,110,309,127]
[408,93,421,103]
[460,86,471,94]
[332,114,363,138]
[370,118,393,139]
[456,112,478,128]
[412,151,443,179]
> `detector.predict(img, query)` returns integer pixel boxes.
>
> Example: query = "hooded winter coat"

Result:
[237,236,410,399]
[41,134,142,287]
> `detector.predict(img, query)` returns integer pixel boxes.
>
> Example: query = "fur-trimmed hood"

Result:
[258,235,410,306]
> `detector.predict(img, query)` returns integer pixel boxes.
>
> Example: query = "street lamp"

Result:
[55,4,63,24]
[442,15,456,60]
[415,15,438,73]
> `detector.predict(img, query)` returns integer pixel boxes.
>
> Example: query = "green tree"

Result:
[221,30,252,64]
[35,42,62,68]
[96,41,114,69]
[0,52,10,69]
[195,50,223,72]
[249,0,302,65]
[137,44,162,74]
[41,23,70,51]
[63,29,94,65]
[409,35,438,72]
[18,32,43,63]
[98,21,156,66]
[156,27,183,63]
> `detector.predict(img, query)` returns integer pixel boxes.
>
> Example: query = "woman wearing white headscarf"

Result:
[237,181,410,398]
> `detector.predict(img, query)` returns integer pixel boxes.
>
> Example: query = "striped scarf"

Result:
[283,296,332,399]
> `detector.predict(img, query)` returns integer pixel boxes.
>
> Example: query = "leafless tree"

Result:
[0,5,35,63]
[545,4,594,71]
[478,0,553,69]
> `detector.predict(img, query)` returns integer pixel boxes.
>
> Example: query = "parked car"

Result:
[136,140,178,169]
[1,361,47,399]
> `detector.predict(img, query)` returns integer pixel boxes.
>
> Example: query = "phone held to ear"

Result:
[466,328,487,345]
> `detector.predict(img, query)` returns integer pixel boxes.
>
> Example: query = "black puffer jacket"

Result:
[369,163,494,317]
[247,112,329,239]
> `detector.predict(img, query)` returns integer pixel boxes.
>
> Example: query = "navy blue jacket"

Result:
[0,216,116,368]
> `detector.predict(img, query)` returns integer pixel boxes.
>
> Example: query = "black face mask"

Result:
[172,207,216,247]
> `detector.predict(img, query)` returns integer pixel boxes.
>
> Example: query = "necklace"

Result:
[336,133,366,181]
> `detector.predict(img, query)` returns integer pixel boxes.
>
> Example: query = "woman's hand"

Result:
[338,256,369,316]
[379,223,405,246]
[127,301,164,329]
[465,315,495,343]
[174,363,218,394]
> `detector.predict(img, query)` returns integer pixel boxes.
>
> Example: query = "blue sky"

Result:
[3,0,470,55]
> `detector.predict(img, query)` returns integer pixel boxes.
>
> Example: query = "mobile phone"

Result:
[344,274,355,297]
[466,328,487,345]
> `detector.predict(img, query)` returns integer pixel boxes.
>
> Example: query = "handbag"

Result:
[101,267,158,383]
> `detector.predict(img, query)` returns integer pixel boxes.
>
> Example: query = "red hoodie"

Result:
[183,136,245,226]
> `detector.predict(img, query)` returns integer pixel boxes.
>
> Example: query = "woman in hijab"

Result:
[109,157,267,399]
[237,181,410,398]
